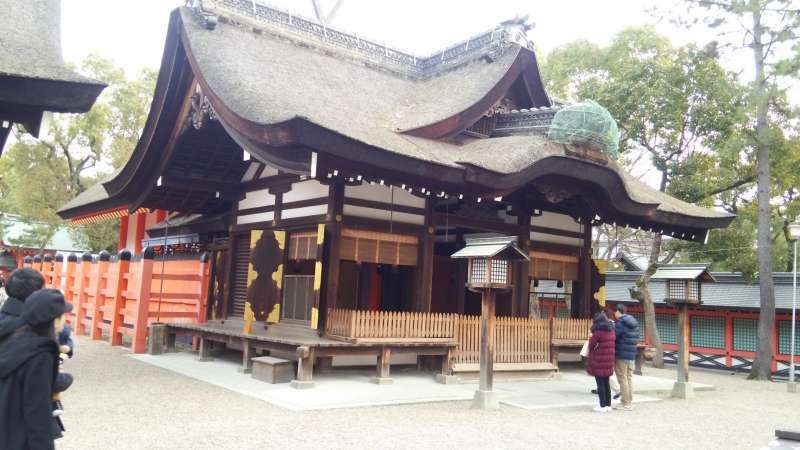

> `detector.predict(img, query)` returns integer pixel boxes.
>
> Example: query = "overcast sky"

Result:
[62,0,723,76]
[57,0,754,186]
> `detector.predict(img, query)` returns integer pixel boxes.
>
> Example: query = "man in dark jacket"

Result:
[0,268,45,341]
[0,289,71,450]
[614,304,640,411]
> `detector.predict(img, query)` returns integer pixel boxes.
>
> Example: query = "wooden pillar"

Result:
[291,346,316,389]
[677,304,690,382]
[312,224,326,332]
[672,302,695,398]
[133,213,146,254]
[577,220,593,318]
[197,252,210,324]
[90,251,110,340]
[323,182,344,312]
[239,339,253,373]
[370,346,393,384]
[74,253,93,336]
[197,336,214,361]
[512,199,531,317]
[52,254,64,291]
[132,247,155,354]
[110,250,131,346]
[416,198,435,312]
[455,233,467,315]
[724,311,733,368]
[63,254,77,325]
[474,289,498,409]
[42,254,54,288]
[118,215,129,251]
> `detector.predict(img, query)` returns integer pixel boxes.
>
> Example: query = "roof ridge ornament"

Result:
[193,0,218,29]
[196,0,526,80]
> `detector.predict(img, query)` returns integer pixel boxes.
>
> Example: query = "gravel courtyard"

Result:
[57,337,796,450]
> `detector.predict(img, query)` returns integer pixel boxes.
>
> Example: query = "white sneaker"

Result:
[592,405,607,413]
[604,406,613,412]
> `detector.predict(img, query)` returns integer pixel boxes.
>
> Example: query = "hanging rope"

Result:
[156,212,171,323]
[389,185,394,235]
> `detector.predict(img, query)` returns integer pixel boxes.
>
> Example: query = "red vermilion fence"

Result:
[25,250,210,353]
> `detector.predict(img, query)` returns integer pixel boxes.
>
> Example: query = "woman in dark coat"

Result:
[587,310,616,412]
[0,289,72,450]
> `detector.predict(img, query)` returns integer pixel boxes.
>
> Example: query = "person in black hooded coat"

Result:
[0,289,72,450]
[0,268,45,342]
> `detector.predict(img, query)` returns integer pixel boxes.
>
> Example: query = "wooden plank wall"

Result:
[326,308,559,364]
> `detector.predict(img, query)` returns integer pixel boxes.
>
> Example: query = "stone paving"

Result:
[132,350,693,411]
[57,337,799,450]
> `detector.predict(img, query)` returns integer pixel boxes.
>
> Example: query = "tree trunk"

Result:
[749,5,776,381]
[630,233,665,368]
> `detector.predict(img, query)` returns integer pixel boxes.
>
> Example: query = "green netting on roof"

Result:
[547,100,620,156]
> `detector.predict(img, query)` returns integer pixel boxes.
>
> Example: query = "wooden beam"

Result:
[416,198,435,312]
[455,232,466,315]
[134,213,146,254]
[240,173,300,192]
[434,213,518,235]
[343,197,426,216]
[577,221,592,318]
[513,198,531,317]
[323,182,344,311]
[118,215,129,251]
[479,290,495,391]
[160,176,239,196]
[530,225,583,240]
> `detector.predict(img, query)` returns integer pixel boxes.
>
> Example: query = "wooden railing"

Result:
[453,316,550,366]
[552,318,592,342]
[25,250,210,353]
[326,308,553,368]
[326,308,457,342]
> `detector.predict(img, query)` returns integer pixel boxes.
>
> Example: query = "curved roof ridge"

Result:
[196,0,531,80]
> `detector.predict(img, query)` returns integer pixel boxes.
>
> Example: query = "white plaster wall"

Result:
[259,166,279,178]
[238,188,275,210]
[343,205,424,225]
[530,231,582,247]
[281,205,328,219]
[345,184,425,208]
[283,180,329,203]
[237,212,274,225]
[532,211,582,233]
[240,163,260,182]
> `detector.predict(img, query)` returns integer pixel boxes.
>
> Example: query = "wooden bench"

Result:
[251,356,293,384]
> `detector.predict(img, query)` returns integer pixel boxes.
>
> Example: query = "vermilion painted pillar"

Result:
[155,209,167,224]
[134,213,146,254]
[118,215,130,251]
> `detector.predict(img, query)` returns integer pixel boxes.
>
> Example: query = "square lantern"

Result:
[650,263,715,399]
[650,263,715,305]
[451,236,529,290]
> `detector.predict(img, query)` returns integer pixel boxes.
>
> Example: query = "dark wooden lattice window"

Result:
[229,233,251,318]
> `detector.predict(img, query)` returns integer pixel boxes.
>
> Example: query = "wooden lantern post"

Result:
[451,236,529,409]
[651,264,714,399]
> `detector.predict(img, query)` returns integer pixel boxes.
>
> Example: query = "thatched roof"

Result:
[58,3,734,242]
[0,0,105,113]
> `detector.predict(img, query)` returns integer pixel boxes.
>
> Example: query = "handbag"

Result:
[580,340,590,358]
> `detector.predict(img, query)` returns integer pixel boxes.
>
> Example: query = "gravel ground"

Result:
[56,337,796,450]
